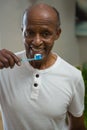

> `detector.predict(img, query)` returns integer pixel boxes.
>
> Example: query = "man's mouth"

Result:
[30,47,44,53]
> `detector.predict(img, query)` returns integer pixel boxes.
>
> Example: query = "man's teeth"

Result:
[32,48,42,52]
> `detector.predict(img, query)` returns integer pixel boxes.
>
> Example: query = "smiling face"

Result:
[22,4,61,69]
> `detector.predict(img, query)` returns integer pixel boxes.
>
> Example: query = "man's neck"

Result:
[29,53,57,70]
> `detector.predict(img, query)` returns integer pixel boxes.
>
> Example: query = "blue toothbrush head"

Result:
[34,54,43,60]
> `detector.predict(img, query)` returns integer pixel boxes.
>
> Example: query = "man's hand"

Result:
[68,112,86,130]
[0,49,21,69]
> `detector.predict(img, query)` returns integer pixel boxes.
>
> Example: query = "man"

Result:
[0,3,86,130]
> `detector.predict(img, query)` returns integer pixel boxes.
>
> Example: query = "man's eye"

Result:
[41,31,51,38]
[24,31,35,37]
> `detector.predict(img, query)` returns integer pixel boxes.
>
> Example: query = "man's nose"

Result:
[33,34,42,46]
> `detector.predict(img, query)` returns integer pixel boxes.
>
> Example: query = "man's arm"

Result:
[68,112,86,130]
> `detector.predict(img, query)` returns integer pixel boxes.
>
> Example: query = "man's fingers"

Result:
[0,49,21,69]
[0,61,4,69]
[1,51,20,67]
[0,53,10,68]
[10,53,21,66]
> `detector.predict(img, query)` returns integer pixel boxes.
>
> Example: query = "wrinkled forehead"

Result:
[24,19,58,28]
[23,5,58,27]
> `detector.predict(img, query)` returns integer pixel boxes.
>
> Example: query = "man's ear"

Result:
[21,26,23,32]
[55,28,61,40]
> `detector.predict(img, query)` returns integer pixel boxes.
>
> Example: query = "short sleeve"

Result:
[68,72,85,117]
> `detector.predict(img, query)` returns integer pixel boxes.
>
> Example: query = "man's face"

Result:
[22,6,60,64]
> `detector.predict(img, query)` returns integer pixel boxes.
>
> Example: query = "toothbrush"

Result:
[21,54,42,62]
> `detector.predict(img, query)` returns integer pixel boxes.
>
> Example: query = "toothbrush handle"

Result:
[21,58,34,62]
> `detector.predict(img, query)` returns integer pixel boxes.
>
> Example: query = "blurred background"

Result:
[0,0,87,129]
[75,0,87,36]
[0,0,87,66]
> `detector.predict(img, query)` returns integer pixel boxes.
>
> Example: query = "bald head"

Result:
[22,3,60,28]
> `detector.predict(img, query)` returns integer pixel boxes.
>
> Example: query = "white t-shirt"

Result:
[0,50,85,130]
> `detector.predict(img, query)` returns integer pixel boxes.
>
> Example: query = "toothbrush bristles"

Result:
[34,54,42,60]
